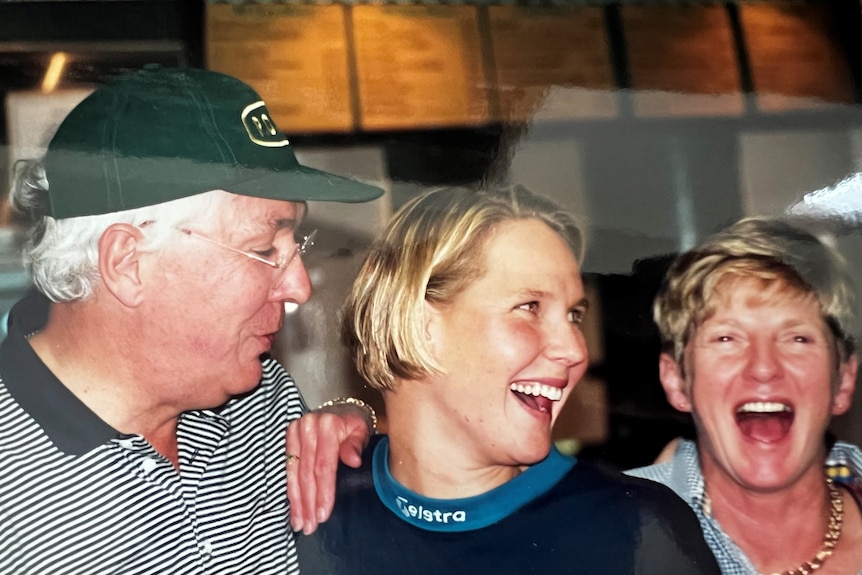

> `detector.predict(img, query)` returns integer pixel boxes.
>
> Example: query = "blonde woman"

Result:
[297,185,720,574]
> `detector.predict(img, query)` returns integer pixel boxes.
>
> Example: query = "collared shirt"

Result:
[0,294,307,574]
[627,438,862,575]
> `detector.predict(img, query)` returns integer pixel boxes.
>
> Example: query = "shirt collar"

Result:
[372,435,576,532]
[1,291,121,455]
[673,438,708,508]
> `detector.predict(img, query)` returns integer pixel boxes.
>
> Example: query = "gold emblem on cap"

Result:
[241,101,290,148]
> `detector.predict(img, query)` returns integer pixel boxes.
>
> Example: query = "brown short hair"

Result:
[654,217,856,368]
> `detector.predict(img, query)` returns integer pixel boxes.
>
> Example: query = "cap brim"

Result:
[227,164,384,204]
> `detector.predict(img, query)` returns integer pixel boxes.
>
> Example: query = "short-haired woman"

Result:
[297,185,720,575]
[629,217,862,574]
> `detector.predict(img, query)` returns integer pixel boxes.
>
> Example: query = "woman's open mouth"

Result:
[735,401,794,443]
[510,382,563,414]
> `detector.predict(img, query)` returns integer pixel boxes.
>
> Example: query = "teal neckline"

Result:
[372,436,575,532]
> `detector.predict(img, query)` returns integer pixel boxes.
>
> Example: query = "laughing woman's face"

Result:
[422,218,589,470]
[668,277,856,492]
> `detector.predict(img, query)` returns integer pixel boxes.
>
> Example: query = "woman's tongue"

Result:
[514,390,552,413]
[736,411,793,443]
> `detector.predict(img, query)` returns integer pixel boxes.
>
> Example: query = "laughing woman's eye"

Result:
[518,302,539,313]
[568,308,586,324]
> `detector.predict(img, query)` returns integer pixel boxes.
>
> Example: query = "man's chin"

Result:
[230,364,265,397]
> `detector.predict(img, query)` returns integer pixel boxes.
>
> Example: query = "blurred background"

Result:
[2,0,862,469]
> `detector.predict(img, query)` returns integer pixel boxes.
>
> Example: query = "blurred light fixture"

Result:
[41,52,68,93]
[284,301,300,314]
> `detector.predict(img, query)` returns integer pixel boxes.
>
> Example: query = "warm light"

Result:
[41,52,68,93]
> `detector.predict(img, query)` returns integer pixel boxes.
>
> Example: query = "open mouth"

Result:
[735,401,794,443]
[510,382,563,414]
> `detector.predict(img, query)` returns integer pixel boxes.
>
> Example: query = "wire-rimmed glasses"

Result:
[178,228,318,270]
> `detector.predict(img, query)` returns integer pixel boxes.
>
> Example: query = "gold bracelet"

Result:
[318,397,378,434]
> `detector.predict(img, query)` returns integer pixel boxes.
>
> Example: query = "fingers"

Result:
[295,414,320,534]
[286,421,307,533]
[310,421,341,529]
[285,405,374,534]
[338,434,365,469]
[285,413,343,535]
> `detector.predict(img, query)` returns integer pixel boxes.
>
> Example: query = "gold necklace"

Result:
[702,477,844,575]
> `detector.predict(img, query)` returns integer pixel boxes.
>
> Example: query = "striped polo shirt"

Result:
[0,294,307,574]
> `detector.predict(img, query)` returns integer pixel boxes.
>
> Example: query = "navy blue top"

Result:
[297,435,720,574]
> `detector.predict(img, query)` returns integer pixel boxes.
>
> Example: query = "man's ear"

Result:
[832,353,858,416]
[98,223,145,307]
[659,352,692,413]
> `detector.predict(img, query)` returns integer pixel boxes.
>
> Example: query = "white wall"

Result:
[278,145,391,409]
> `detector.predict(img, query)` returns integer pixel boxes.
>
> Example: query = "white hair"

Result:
[13,160,225,302]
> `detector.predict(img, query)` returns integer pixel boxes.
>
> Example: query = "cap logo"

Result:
[241,101,290,148]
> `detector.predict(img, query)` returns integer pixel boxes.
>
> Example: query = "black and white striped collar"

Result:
[1,292,120,455]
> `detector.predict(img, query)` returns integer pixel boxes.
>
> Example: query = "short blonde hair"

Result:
[341,184,584,391]
[654,217,856,369]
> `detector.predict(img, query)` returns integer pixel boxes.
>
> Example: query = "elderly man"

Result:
[1,66,380,574]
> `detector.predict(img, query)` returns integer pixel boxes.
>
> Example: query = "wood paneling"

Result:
[207,3,354,133]
[488,6,617,122]
[623,5,744,117]
[352,5,490,131]
[741,4,855,112]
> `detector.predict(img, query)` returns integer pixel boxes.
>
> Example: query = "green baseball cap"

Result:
[44,65,383,218]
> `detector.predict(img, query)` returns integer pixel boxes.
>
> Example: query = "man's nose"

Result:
[270,257,312,305]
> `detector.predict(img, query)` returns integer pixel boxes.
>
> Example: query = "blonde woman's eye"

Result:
[518,302,539,313]
[568,308,586,324]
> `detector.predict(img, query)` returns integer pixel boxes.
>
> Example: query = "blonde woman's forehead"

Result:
[691,275,830,340]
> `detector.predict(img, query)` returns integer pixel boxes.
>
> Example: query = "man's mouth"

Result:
[735,401,794,443]
[257,333,276,351]
[510,382,563,414]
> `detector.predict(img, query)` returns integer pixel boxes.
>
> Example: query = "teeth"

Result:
[509,382,563,401]
[737,402,792,414]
